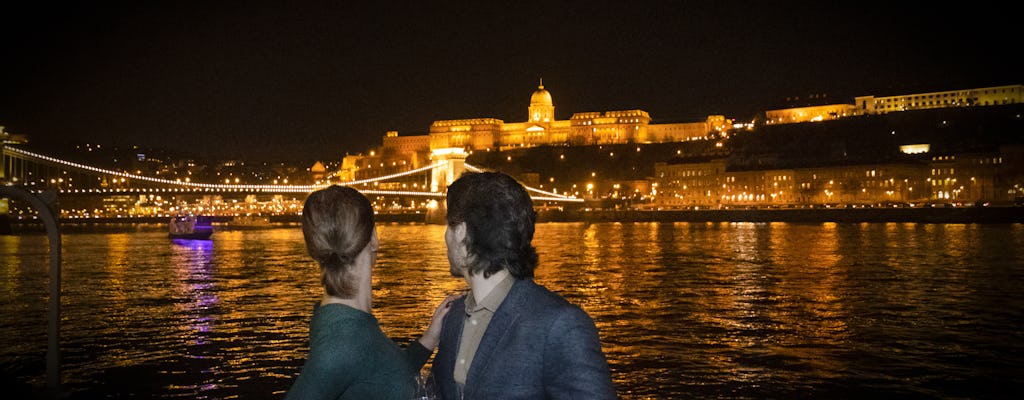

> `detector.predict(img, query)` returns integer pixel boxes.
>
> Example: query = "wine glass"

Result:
[412,373,438,400]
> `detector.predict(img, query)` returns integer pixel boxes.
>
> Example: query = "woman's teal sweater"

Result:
[285,303,432,400]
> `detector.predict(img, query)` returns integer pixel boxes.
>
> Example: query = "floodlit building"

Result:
[654,159,932,208]
[765,104,858,125]
[342,81,725,181]
[856,85,1024,115]
[765,84,1023,125]
[420,81,724,151]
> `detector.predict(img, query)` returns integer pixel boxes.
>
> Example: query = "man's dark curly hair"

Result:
[445,171,538,278]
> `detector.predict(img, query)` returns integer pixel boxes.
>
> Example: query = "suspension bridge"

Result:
[1,144,582,217]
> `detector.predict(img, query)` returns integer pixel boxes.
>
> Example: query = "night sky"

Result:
[1,1,1018,163]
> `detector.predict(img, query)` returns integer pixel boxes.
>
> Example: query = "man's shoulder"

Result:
[512,279,588,315]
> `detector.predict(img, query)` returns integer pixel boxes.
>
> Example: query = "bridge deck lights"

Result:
[6,146,583,203]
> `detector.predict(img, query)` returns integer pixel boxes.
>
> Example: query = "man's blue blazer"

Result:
[430,278,617,399]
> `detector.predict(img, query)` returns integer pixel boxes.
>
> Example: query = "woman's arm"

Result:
[403,294,460,368]
[418,294,460,349]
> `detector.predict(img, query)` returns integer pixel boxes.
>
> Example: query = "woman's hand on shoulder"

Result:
[418,294,461,349]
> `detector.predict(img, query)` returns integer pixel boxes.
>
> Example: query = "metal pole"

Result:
[0,186,62,396]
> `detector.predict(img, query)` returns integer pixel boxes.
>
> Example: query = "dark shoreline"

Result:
[538,206,1024,224]
[4,207,1024,233]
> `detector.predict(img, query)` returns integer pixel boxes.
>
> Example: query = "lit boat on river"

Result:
[169,215,213,240]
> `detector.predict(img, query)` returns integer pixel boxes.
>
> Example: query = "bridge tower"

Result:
[1,126,9,183]
[426,148,468,224]
[1,126,29,227]
[1,125,29,184]
[430,147,468,193]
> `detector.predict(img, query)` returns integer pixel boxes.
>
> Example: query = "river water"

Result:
[2,222,1023,399]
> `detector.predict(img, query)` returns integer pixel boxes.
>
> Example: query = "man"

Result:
[430,171,617,399]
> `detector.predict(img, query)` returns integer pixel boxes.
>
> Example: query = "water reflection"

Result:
[104,233,130,304]
[2,223,1023,399]
[171,239,217,344]
[1,235,22,293]
[169,238,219,394]
[375,223,463,344]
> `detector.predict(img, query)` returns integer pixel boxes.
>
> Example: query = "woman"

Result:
[286,185,456,400]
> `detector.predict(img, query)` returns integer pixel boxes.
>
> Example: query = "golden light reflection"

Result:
[1,235,22,293]
[3,221,1023,398]
[168,237,220,393]
[104,233,131,304]
[374,224,461,346]
[769,222,850,362]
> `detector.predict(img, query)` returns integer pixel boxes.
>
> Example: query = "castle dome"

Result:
[530,80,553,106]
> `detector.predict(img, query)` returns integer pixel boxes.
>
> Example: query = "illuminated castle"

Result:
[423,80,727,151]
[339,81,726,182]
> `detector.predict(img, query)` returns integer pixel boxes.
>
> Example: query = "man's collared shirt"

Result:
[453,273,515,386]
